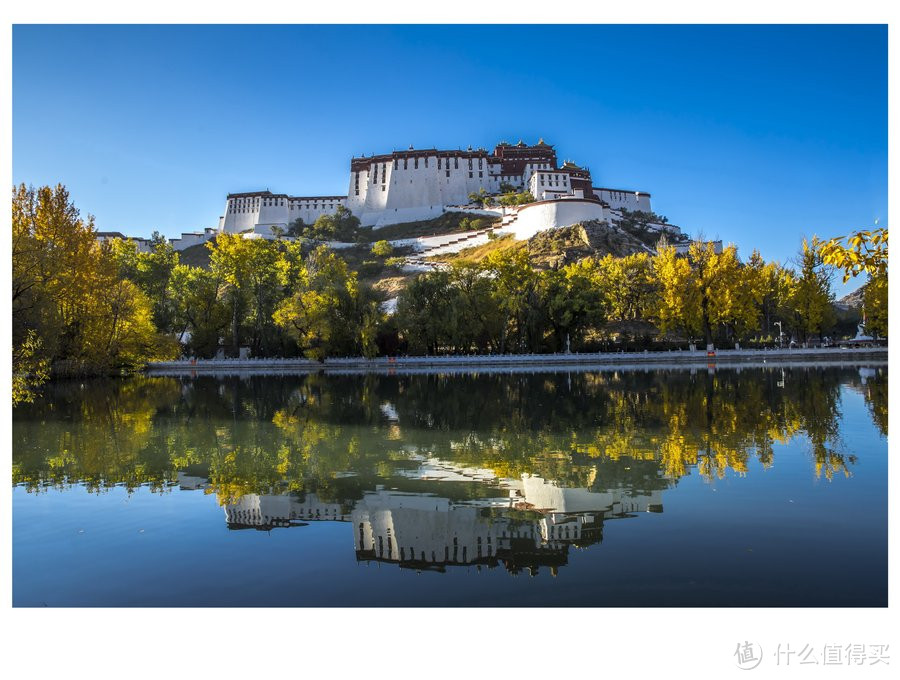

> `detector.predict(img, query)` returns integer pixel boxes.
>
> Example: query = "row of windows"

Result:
[381,156,496,171]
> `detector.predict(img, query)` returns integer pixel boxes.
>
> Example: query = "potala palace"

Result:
[102,139,684,252]
[221,138,655,233]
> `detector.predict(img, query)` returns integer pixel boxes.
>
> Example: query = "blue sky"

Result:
[13,25,887,294]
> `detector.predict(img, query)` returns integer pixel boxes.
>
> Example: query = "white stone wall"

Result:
[506,198,609,240]
[222,193,346,234]
[594,188,652,213]
[347,152,504,228]
[170,229,217,251]
[222,195,262,233]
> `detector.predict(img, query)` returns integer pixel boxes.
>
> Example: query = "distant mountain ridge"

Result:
[838,285,866,309]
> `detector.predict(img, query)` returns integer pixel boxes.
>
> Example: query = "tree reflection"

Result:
[13,366,885,498]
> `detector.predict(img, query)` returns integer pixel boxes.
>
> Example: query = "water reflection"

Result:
[220,468,662,575]
[12,366,887,577]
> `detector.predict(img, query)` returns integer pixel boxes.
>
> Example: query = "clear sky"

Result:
[13,24,887,294]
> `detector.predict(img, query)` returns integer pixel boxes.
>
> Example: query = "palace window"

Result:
[479,172,483,178]
[446,171,450,178]
[469,172,473,178]
[454,157,459,169]
[404,159,408,170]
[438,158,442,169]
[414,158,418,169]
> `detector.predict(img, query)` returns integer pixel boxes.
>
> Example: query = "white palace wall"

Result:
[508,198,609,240]
[594,188,652,213]
[346,153,503,227]
[222,194,345,234]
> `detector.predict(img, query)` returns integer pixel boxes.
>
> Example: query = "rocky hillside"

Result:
[525,220,656,269]
[838,285,866,309]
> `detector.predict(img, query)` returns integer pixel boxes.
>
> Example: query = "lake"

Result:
[12,364,888,607]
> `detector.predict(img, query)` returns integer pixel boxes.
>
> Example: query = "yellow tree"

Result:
[717,247,764,342]
[654,241,760,346]
[12,183,176,398]
[819,228,888,337]
[13,184,103,360]
[652,244,696,340]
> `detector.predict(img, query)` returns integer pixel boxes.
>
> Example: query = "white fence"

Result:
[146,346,887,374]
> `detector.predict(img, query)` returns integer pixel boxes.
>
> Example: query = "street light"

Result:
[774,321,784,348]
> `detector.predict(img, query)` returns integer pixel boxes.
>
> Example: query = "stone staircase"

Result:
[404,227,496,270]
[401,211,522,272]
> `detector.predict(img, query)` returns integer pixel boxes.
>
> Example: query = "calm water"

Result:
[12,365,888,607]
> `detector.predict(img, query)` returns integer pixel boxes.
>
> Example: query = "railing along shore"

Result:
[145,346,887,375]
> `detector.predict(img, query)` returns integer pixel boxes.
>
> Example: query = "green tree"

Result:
[498,191,535,207]
[395,270,459,354]
[170,264,231,358]
[538,260,606,351]
[292,206,366,242]
[371,240,393,257]
[788,239,836,342]
[111,232,180,333]
[447,262,504,353]
[274,246,381,358]
[482,248,541,352]
[468,188,489,208]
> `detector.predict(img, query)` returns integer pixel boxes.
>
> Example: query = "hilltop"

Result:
[434,220,662,269]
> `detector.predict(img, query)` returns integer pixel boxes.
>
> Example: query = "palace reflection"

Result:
[221,466,663,575]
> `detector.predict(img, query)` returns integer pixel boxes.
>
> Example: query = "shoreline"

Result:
[145,346,888,376]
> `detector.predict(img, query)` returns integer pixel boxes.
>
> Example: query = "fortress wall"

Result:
[223,194,347,234]
[594,188,652,213]
[222,198,261,233]
[509,198,608,240]
[170,231,215,251]
[288,198,344,227]
[258,202,290,227]
[345,167,370,214]
[352,152,502,227]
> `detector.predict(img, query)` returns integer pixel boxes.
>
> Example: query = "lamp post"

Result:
[774,321,783,348]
